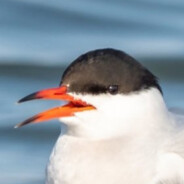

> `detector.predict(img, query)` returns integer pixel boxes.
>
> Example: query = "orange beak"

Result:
[16,85,95,128]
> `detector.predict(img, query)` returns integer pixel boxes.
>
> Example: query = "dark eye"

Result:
[108,85,118,94]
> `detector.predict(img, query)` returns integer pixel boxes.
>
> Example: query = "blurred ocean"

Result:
[0,0,184,184]
[1,0,184,64]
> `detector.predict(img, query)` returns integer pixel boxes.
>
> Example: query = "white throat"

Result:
[60,88,171,140]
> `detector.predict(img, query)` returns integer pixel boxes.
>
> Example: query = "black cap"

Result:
[61,48,162,95]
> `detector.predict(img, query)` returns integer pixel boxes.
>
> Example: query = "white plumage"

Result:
[46,88,184,184]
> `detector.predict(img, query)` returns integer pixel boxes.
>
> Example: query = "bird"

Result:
[16,48,184,184]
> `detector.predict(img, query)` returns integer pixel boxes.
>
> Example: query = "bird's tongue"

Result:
[16,86,95,128]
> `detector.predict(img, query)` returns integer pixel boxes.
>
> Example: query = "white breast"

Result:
[46,135,157,184]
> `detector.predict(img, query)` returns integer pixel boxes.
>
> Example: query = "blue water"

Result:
[0,0,184,65]
[0,1,184,184]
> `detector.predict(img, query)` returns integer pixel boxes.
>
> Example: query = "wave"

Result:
[0,0,184,65]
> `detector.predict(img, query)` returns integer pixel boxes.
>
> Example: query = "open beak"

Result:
[16,85,95,128]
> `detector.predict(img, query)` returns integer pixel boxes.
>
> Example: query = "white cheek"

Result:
[59,116,77,124]
[68,93,124,115]
[63,88,165,122]
[59,88,168,139]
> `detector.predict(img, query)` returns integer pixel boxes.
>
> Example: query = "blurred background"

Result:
[0,0,184,183]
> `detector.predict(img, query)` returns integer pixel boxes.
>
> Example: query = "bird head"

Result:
[16,48,164,138]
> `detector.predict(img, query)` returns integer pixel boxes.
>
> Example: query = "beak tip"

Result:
[14,101,19,105]
[14,122,27,128]
[17,92,38,103]
[14,124,20,128]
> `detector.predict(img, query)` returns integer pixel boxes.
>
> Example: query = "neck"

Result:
[60,88,171,140]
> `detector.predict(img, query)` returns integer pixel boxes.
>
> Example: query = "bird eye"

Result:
[108,85,118,94]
